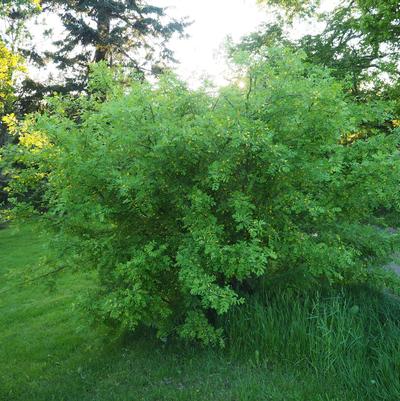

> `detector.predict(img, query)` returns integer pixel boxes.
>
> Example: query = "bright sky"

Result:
[152,0,338,86]
[153,0,269,86]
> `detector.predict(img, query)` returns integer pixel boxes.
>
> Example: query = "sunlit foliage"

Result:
[0,42,24,118]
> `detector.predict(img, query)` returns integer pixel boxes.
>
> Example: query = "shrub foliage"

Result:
[3,50,400,344]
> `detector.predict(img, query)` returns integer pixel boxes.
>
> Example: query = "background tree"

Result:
[0,41,26,206]
[0,0,41,50]
[257,0,320,18]
[300,0,400,98]
[239,1,400,101]
[0,44,25,144]
[32,0,188,93]
[0,0,43,116]
[0,0,42,206]
[1,0,188,111]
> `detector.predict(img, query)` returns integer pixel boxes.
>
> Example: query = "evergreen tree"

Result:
[1,0,188,105]
[39,0,188,92]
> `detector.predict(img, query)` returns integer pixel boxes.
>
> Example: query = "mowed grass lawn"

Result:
[0,223,331,401]
[1,223,400,401]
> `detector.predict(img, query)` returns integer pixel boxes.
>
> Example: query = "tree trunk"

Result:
[94,7,111,63]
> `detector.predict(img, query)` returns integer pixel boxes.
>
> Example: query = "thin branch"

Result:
[0,265,67,295]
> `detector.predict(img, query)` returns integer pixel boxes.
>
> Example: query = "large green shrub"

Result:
[4,50,400,344]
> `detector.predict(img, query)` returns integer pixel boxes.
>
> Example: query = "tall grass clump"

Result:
[224,287,400,400]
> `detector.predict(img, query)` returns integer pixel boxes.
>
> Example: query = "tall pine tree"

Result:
[14,1,188,96]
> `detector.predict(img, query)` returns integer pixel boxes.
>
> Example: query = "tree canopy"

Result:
[234,0,400,100]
